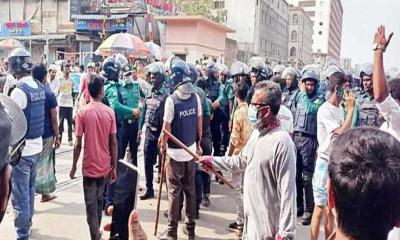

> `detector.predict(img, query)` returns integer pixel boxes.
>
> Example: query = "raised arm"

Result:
[373,25,393,103]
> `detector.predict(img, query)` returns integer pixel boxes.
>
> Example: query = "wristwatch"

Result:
[373,43,386,52]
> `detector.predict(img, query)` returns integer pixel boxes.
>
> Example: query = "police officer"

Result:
[282,67,301,117]
[139,62,169,200]
[8,48,46,239]
[356,63,385,127]
[205,62,226,157]
[158,59,202,239]
[273,64,286,77]
[119,64,145,166]
[293,69,325,225]
[102,55,139,210]
[247,56,272,103]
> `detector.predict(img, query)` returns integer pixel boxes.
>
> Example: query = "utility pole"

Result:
[8,0,11,21]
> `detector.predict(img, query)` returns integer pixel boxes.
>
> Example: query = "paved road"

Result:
[0,141,315,239]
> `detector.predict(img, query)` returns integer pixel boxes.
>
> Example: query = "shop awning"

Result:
[71,14,129,20]
[0,34,69,41]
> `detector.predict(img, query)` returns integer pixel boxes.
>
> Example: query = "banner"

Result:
[0,21,31,37]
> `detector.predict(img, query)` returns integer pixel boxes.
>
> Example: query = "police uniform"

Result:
[219,79,234,155]
[139,86,168,196]
[293,91,324,220]
[11,78,46,238]
[284,87,301,117]
[164,89,200,239]
[118,80,145,166]
[357,92,385,128]
[207,78,226,156]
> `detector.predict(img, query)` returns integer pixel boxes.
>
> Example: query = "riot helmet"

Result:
[145,62,166,87]
[273,64,286,77]
[7,48,32,77]
[169,59,191,89]
[101,55,122,81]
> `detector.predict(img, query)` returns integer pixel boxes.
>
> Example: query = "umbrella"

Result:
[145,42,167,61]
[0,39,24,50]
[95,33,151,57]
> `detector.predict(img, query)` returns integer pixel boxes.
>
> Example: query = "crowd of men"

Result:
[0,25,400,240]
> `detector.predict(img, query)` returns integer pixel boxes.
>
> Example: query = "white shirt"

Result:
[10,76,43,157]
[376,95,400,141]
[164,90,202,162]
[278,105,294,134]
[316,101,344,162]
[49,77,60,96]
[57,76,74,108]
[3,73,16,95]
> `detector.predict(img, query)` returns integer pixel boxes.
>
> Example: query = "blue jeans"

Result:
[11,154,40,240]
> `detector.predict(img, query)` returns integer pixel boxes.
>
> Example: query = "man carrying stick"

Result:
[158,58,202,240]
[200,81,297,239]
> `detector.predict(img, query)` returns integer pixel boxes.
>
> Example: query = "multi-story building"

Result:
[0,0,74,64]
[286,0,343,64]
[222,0,289,64]
[288,6,313,68]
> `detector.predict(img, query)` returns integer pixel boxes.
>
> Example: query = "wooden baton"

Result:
[154,148,167,236]
[162,129,234,190]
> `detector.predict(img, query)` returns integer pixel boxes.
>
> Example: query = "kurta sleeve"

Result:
[212,152,247,172]
[274,138,297,239]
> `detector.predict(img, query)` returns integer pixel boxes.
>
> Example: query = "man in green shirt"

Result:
[102,56,140,210]
[119,65,145,166]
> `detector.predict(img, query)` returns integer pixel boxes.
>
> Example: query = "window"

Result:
[291,31,297,41]
[319,22,323,26]
[290,47,296,57]
[318,31,322,35]
[292,14,298,24]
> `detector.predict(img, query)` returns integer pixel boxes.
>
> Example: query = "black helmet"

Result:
[170,59,190,89]
[101,56,121,81]
[145,62,166,85]
[188,63,200,83]
[8,48,32,76]
[205,61,219,80]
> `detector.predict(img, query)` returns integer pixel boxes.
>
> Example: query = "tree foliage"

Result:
[173,0,226,23]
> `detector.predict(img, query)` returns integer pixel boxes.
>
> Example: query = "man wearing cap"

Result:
[119,65,145,166]
[48,64,60,96]
[2,58,17,96]
[158,59,202,240]
[8,48,46,239]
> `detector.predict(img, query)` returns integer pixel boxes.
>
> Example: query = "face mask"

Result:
[248,104,258,125]
[125,77,132,84]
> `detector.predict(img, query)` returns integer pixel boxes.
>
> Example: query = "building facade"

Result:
[222,0,289,64]
[0,0,74,64]
[156,16,232,64]
[286,0,343,64]
[288,6,313,68]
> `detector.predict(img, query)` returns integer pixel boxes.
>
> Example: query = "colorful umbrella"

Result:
[145,42,167,61]
[95,33,151,57]
[0,39,24,50]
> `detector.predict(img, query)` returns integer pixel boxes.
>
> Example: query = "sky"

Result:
[341,0,400,69]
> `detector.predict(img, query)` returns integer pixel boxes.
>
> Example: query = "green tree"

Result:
[173,0,226,23]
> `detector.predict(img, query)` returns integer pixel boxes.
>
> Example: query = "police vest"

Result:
[18,81,45,139]
[220,81,232,112]
[293,94,319,136]
[358,96,384,128]
[145,90,168,132]
[284,88,300,117]
[207,79,220,102]
[168,92,198,149]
